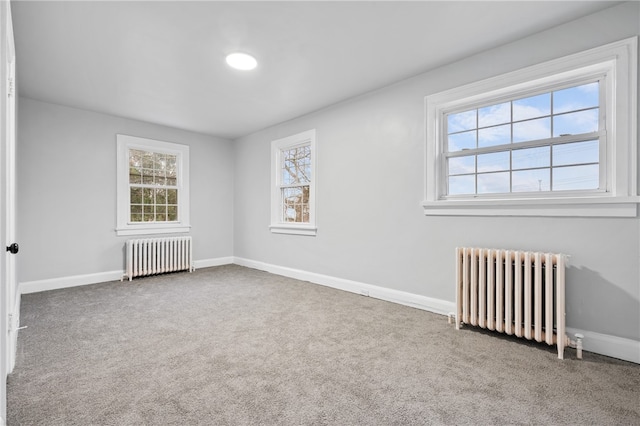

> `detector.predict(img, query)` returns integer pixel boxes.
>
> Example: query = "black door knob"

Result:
[6,243,18,254]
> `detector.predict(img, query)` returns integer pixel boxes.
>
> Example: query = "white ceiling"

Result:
[11,1,620,140]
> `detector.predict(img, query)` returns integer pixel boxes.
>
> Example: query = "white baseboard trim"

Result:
[566,327,640,364]
[233,257,456,316]
[19,257,235,295]
[234,257,639,364]
[194,257,234,269]
[20,270,125,294]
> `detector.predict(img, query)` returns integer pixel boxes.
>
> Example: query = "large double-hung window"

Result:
[446,79,603,196]
[116,134,190,236]
[270,129,317,236]
[424,37,637,217]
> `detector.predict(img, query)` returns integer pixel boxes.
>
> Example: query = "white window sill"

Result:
[270,224,317,236]
[116,224,191,236]
[422,196,639,218]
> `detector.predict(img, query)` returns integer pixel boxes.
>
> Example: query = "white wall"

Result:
[233,1,640,348]
[17,98,234,284]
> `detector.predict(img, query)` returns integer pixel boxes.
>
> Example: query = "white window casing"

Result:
[270,129,317,236]
[424,37,638,217]
[116,134,190,236]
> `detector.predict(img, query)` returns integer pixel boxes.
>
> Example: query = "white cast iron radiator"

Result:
[453,247,583,360]
[123,236,194,281]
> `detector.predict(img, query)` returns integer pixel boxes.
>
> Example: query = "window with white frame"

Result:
[116,134,190,236]
[424,37,637,217]
[270,129,317,236]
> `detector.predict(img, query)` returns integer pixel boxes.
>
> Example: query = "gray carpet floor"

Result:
[7,264,640,425]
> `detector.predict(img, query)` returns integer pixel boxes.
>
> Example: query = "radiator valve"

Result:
[447,312,455,325]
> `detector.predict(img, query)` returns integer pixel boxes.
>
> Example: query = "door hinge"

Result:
[8,77,14,97]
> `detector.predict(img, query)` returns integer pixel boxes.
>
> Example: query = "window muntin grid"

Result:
[128,149,179,223]
[444,80,603,196]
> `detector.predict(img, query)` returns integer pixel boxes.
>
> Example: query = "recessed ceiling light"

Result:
[226,52,257,71]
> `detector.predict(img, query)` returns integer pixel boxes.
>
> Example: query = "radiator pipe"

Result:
[574,333,584,359]
[447,312,455,325]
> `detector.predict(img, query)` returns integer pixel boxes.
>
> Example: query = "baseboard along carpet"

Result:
[7,265,640,425]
